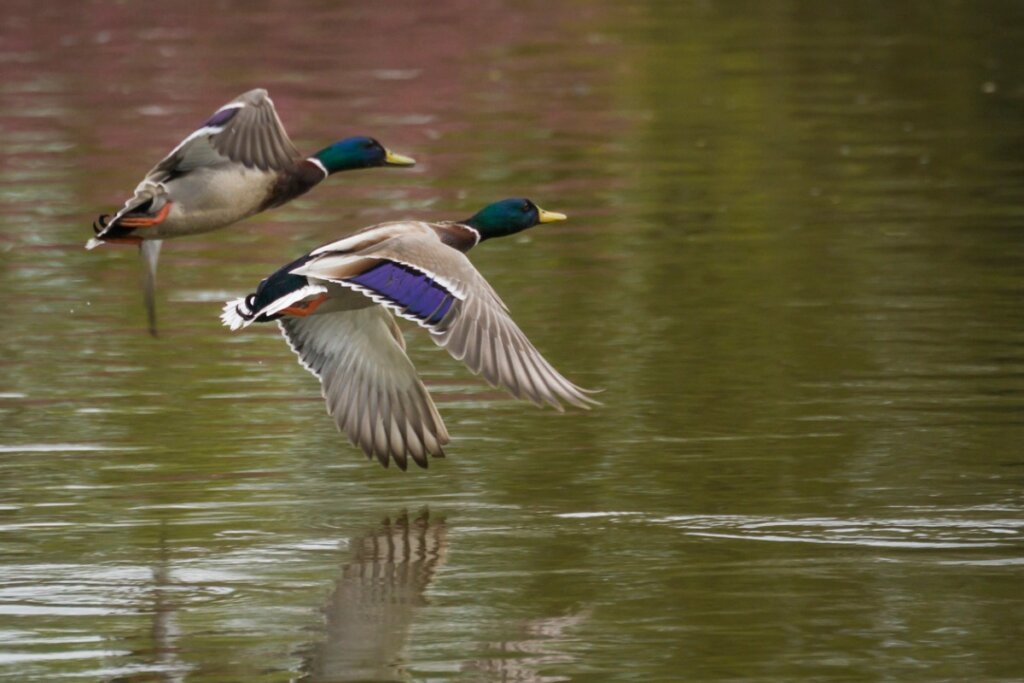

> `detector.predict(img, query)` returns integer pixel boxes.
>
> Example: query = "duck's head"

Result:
[463,198,567,241]
[312,136,416,174]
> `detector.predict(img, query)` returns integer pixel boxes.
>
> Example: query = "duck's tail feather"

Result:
[87,186,165,248]
[221,295,257,331]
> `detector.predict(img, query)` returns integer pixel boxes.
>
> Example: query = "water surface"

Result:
[1,1,1023,681]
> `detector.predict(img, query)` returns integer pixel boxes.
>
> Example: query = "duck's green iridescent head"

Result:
[311,136,416,174]
[463,198,567,241]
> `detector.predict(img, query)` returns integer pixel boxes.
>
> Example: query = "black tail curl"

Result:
[240,294,259,321]
[93,215,111,234]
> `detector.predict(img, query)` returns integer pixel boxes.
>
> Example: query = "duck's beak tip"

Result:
[384,149,416,167]
[538,208,568,223]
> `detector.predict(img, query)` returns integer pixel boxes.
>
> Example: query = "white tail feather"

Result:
[220,297,253,331]
[221,285,328,331]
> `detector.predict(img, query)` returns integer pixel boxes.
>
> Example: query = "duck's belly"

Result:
[151,167,277,238]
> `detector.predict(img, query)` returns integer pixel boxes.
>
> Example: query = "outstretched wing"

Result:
[148,88,300,181]
[292,231,599,411]
[278,307,449,470]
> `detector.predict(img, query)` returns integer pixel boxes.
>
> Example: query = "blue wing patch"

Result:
[349,261,455,326]
[202,106,240,129]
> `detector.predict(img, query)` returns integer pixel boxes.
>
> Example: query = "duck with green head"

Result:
[221,198,598,470]
[87,88,416,334]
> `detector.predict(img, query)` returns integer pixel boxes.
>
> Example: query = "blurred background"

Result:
[1,1,1023,681]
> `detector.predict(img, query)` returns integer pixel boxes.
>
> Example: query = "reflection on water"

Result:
[300,510,447,683]
[1,0,1024,681]
[463,610,590,683]
[132,527,189,683]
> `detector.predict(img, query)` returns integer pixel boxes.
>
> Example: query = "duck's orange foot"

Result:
[119,202,172,228]
[282,294,329,317]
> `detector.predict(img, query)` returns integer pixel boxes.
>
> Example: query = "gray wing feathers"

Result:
[211,89,300,171]
[341,233,598,411]
[434,295,598,411]
[145,89,299,181]
[278,309,448,469]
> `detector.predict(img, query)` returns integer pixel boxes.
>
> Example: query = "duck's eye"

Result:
[521,203,531,213]
[362,141,375,149]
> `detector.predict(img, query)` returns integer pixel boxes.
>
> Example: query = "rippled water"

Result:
[2,1,1023,681]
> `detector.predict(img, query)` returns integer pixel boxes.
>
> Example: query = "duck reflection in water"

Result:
[299,509,447,682]
[462,609,591,683]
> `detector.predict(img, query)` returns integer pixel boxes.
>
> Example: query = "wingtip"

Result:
[363,437,443,472]
[237,87,270,104]
[580,386,604,407]
[570,387,604,410]
[409,446,441,469]
[538,385,603,412]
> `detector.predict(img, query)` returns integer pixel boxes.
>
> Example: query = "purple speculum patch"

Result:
[351,261,454,325]
[201,106,240,129]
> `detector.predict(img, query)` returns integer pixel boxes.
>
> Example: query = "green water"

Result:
[1,1,1023,681]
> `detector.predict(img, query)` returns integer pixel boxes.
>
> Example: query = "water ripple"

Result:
[654,513,1021,550]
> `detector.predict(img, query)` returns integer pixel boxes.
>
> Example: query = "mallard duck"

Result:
[87,88,416,334]
[221,198,599,470]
